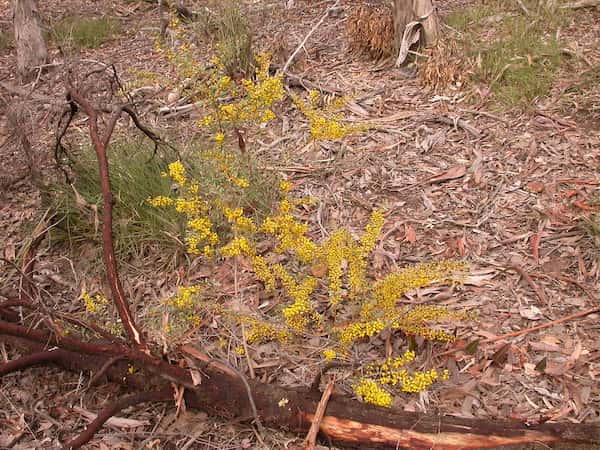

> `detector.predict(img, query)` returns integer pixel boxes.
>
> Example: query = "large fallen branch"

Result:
[2,325,600,449]
[2,71,600,448]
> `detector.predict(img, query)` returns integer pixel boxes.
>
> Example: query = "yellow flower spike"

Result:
[215,132,225,144]
[167,160,187,186]
[279,180,292,193]
[251,256,276,290]
[353,379,392,407]
[147,195,174,208]
[221,236,255,257]
[337,319,386,346]
[322,349,337,361]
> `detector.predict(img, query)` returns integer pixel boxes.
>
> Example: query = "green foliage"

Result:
[443,0,570,107]
[213,2,254,78]
[45,140,279,262]
[49,16,120,49]
[46,141,181,260]
[189,1,253,78]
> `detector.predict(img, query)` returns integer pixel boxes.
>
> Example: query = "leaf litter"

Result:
[0,0,599,448]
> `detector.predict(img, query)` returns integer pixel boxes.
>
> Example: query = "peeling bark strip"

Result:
[3,326,600,449]
[305,415,559,448]
[12,0,48,81]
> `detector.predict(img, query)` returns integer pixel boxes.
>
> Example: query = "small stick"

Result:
[282,0,341,73]
[61,388,173,450]
[437,306,600,358]
[426,115,483,139]
[508,265,549,305]
[304,381,335,450]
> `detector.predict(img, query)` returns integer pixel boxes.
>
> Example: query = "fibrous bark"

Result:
[12,0,48,81]
[393,0,440,66]
[393,0,439,46]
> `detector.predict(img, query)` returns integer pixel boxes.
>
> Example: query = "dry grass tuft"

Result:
[419,38,473,92]
[346,3,395,60]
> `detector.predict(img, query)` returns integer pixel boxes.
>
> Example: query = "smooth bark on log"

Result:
[12,0,48,81]
[393,0,440,47]
[3,329,600,450]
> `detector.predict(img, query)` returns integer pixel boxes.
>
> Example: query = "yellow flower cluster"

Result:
[337,319,386,346]
[251,255,276,290]
[145,157,471,406]
[221,236,254,257]
[365,353,449,393]
[292,91,368,141]
[272,264,318,330]
[243,316,290,345]
[167,285,201,310]
[187,217,219,256]
[148,160,219,256]
[362,260,468,319]
[223,207,257,234]
[323,230,348,304]
[81,292,108,314]
[353,379,392,407]
[315,209,385,305]
[391,305,466,342]
[214,132,225,144]
[322,349,337,361]
[261,202,320,264]
[356,350,450,399]
[279,180,292,193]
[168,160,187,186]
[217,164,250,189]
[147,195,173,208]
[202,53,284,129]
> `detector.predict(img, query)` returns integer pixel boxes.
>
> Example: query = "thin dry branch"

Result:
[437,306,600,358]
[0,349,68,376]
[304,381,335,450]
[61,388,173,450]
[282,0,342,73]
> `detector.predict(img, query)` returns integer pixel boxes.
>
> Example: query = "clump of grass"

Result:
[45,140,280,262]
[46,141,181,260]
[434,0,570,107]
[192,1,253,78]
[49,16,120,49]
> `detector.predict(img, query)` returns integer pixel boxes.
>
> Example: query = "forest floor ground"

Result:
[0,0,599,449]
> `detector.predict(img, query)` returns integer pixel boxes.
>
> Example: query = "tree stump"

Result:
[13,0,48,82]
[393,0,440,66]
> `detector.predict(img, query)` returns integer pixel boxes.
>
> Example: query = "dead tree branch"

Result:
[65,82,148,352]
[61,388,173,450]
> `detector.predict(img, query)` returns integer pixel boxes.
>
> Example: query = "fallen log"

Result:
[2,321,600,450]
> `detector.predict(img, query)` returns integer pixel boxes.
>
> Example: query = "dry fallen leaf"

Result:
[519,305,543,320]
[428,165,467,184]
[404,222,417,243]
[526,181,545,193]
